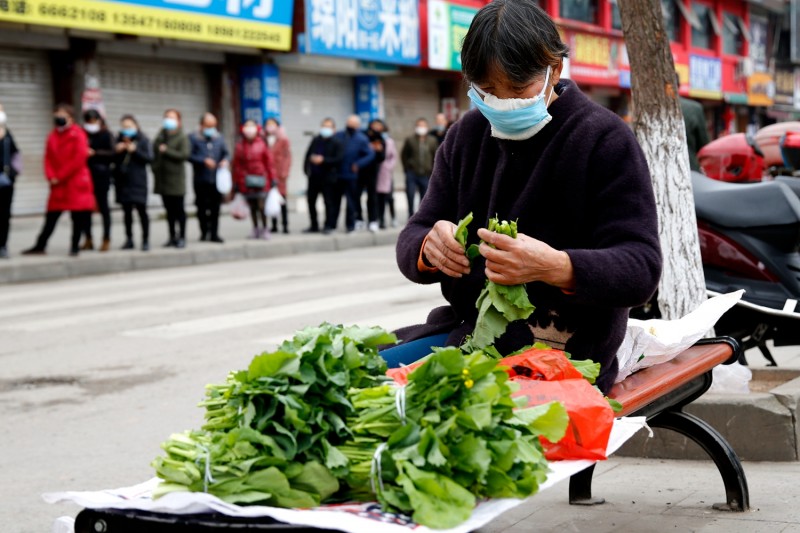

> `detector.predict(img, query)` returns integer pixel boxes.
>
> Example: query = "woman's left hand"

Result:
[477,228,575,290]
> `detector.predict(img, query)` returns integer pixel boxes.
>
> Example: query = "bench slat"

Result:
[609,343,733,418]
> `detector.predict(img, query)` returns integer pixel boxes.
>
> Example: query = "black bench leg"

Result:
[569,464,605,506]
[650,410,750,511]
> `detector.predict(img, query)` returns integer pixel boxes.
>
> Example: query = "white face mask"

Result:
[242,126,258,139]
[84,123,100,134]
[0,111,6,125]
[415,126,429,137]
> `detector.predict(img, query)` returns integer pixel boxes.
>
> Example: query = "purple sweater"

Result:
[396,80,662,393]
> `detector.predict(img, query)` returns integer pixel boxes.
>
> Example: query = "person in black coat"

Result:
[82,109,115,251]
[303,117,344,233]
[113,114,152,251]
[356,122,386,232]
[0,105,20,259]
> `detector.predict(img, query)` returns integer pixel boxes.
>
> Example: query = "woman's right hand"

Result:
[422,220,471,278]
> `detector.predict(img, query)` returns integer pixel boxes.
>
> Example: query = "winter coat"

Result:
[189,131,229,185]
[233,136,275,194]
[0,129,20,183]
[44,124,95,212]
[304,134,345,184]
[361,129,386,182]
[152,128,190,196]
[401,133,439,177]
[680,97,710,172]
[265,129,291,196]
[396,80,662,394]
[113,131,152,205]
[376,136,398,194]
[86,129,115,184]
[334,128,374,181]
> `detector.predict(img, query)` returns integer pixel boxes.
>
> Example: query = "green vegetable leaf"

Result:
[454,212,473,248]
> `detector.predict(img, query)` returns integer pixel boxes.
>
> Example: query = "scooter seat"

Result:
[692,172,800,228]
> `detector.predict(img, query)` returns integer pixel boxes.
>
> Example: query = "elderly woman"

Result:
[395,0,662,393]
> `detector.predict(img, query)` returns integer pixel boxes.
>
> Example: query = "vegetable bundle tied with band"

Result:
[456,213,536,351]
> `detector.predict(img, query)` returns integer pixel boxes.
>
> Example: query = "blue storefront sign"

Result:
[689,55,722,99]
[305,0,421,66]
[240,64,281,125]
[354,75,383,124]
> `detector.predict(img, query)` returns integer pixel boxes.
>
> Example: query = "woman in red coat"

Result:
[23,104,95,257]
[263,117,291,234]
[233,119,275,239]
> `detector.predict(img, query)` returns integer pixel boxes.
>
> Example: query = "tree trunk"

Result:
[618,0,706,320]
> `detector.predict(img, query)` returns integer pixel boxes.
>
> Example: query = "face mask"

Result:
[381,132,388,140]
[84,123,101,134]
[415,127,429,136]
[54,116,68,128]
[467,66,554,141]
[435,125,445,132]
[121,127,138,138]
[265,123,278,134]
[0,112,6,125]
[203,127,217,138]
[320,127,334,138]
[163,117,178,131]
[346,126,357,134]
[242,126,258,139]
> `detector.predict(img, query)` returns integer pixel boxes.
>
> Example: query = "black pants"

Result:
[34,210,91,252]
[0,182,13,248]
[247,196,267,229]
[377,192,395,228]
[195,181,221,239]
[86,175,111,241]
[405,171,430,217]
[162,195,186,240]
[326,179,359,231]
[356,170,379,224]
[270,193,288,232]
[307,177,333,231]
[122,202,149,243]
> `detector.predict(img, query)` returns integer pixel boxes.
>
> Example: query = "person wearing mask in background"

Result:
[263,117,291,234]
[0,105,20,259]
[82,109,115,252]
[432,112,450,145]
[303,117,343,233]
[676,73,710,171]
[233,119,274,239]
[153,108,190,248]
[401,117,438,218]
[371,119,398,230]
[23,104,95,257]
[355,120,385,233]
[113,114,152,251]
[328,115,374,234]
[189,112,229,243]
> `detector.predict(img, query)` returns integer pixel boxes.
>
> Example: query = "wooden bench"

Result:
[569,336,750,512]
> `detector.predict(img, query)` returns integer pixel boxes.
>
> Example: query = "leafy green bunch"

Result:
[152,324,396,506]
[455,213,536,351]
[338,347,569,529]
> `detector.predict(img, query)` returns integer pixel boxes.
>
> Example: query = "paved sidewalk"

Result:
[0,199,407,284]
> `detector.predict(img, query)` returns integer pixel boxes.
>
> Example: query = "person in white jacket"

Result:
[370,119,398,228]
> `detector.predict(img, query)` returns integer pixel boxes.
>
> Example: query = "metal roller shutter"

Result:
[99,56,211,205]
[0,48,53,216]
[280,71,353,199]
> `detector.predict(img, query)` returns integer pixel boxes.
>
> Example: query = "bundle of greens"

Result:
[152,323,395,506]
[456,214,536,351]
[338,347,569,529]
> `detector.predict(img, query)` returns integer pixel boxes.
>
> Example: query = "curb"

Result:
[0,229,401,285]
[617,367,800,461]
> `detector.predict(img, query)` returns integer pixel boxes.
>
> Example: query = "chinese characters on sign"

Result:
[427,0,476,71]
[354,75,383,124]
[306,0,421,65]
[689,55,722,100]
[240,64,281,125]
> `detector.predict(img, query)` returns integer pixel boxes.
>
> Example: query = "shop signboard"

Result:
[0,0,294,50]
[428,0,477,71]
[564,30,619,87]
[305,0,421,66]
[775,67,795,107]
[354,75,383,124]
[240,64,281,125]
[689,55,722,100]
[750,14,769,72]
[747,71,775,107]
[795,68,800,111]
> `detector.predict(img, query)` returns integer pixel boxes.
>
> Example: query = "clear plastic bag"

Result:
[708,363,752,394]
[230,194,249,220]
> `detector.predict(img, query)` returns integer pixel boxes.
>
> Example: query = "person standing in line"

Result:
[357,121,385,232]
[113,114,152,251]
[302,117,344,233]
[153,108,190,248]
[23,104,95,257]
[401,117,439,218]
[432,112,450,145]
[328,115,374,233]
[263,117,291,234]
[370,119,398,229]
[189,112,229,243]
[233,119,274,239]
[0,105,20,259]
[677,73,710,172]
[81,109,115,252]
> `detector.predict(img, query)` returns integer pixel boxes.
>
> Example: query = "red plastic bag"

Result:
[500,348,584,381]
[512,378,614,461]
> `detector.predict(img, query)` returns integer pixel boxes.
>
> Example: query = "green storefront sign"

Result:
[428,0,477,71]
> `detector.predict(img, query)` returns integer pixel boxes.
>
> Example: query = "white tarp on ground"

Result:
[44,417,647,533]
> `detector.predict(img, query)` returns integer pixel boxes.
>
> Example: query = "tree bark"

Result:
[618,0,706,320]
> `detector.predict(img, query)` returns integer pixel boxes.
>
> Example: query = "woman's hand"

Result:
[422,221,471,278]
[477,228,575,290]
